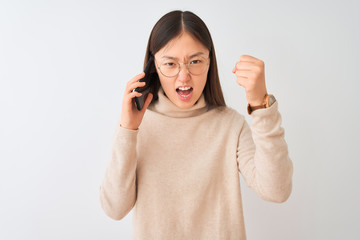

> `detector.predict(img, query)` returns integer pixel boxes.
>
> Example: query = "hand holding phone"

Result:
[120,56,155,130]
[133,55,154,111]
[120,72,153,130]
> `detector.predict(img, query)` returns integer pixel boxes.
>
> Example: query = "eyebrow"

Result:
[161,52,207,60]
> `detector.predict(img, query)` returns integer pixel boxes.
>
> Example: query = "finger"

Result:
[235,71,249,79]
[241,55,265,66]
[131,72,145,82]
[140,93,153,113]
[126,81,146,93]
[124,91,142,104]
[238,62,263,74]
[126,72,145,88]
[235,61,255,71]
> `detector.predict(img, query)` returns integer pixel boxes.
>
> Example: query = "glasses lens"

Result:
[158,56,209,77]
[188,56,209,75]
[159,59,179,77]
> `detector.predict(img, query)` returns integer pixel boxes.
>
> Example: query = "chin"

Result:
[166,89,200,109]
[173,98,198,109]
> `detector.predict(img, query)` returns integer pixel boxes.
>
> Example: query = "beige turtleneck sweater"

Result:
[99,88,293,240]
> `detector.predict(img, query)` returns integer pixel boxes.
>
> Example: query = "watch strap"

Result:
[247,94,275,114]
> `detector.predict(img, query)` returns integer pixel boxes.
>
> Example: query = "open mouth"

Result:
[176,86,193,100]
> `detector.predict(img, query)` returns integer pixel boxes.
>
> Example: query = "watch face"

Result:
[268,95,276,106]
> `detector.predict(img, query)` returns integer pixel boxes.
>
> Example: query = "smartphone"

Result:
[133,55,154,111]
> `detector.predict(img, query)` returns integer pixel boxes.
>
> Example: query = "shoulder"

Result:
[210,105,245,122]
[207,106,247,132]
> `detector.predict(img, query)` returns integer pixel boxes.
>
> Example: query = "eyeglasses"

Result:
[156,56,210,78]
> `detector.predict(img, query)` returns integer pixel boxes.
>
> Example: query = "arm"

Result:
[99,125,138,220]
[233,54,293,202]
[237,101,293,203]
[99,72,153,220]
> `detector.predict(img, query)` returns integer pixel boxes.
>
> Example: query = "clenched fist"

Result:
[232,55,268,106]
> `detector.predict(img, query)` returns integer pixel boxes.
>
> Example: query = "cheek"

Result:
[158,75,175,94]
[158,76,168,87]
[196,75,208,92]
[156,69,167,88]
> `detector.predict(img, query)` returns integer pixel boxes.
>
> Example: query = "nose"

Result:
[177,63,190,82]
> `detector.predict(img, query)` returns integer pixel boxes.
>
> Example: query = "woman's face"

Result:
[154,31,210,109]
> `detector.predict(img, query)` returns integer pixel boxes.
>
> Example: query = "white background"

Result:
[1,0,359,239]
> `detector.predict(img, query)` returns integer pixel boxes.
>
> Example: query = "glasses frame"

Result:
[155,56,210,78]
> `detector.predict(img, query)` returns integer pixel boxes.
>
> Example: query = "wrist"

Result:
[248,100,264,107]
[120,123,138,130]
[247,93,276,115]
[248,93,268,107]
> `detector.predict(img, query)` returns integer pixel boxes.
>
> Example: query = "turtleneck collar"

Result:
[147,87,209,118]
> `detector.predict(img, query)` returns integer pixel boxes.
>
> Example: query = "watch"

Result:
[247,94,276,114]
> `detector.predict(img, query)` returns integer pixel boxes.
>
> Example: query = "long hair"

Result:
[144,10,226,107]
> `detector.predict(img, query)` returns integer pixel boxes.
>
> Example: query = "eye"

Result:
[190,59,202,64]
[162,61,177,67]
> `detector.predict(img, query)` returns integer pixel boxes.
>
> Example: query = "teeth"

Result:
[178,87,191,91]
[179,92,191,97]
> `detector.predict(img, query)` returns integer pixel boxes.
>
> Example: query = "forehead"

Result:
[155,32,209,59]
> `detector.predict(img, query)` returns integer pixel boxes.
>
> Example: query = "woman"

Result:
[100,10,293,240]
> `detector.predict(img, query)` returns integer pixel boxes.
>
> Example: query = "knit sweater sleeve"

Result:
[236,101,293,203]
[99,124,138,220]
